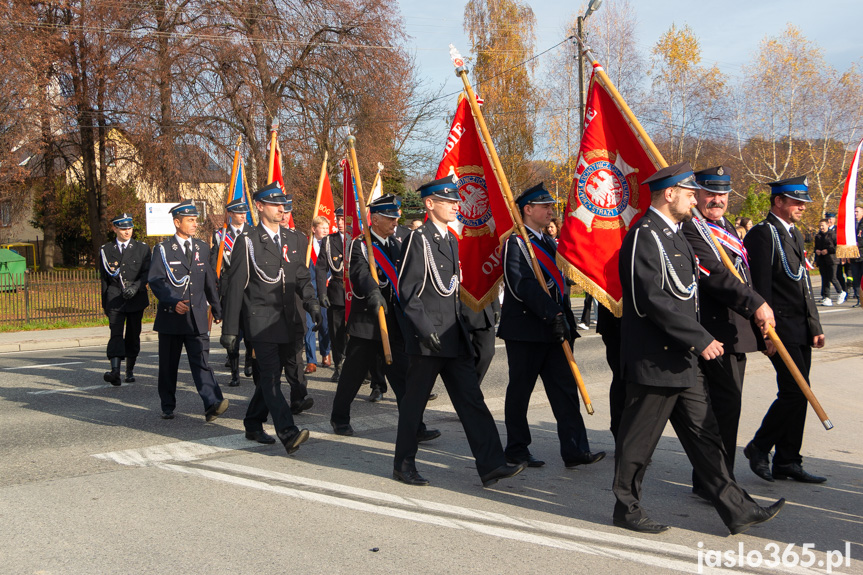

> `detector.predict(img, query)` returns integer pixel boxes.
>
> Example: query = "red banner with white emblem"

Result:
[341,158,362,321]
[556,65,661,317]
[436,95,515,311]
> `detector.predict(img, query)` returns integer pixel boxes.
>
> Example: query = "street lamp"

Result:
[577,0,603,138]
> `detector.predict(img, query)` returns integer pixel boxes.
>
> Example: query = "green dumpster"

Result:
[0,248,27,291]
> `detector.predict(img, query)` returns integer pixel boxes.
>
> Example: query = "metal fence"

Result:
[0,269,157,325]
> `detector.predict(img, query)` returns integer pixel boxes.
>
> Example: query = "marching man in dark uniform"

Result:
[211,198,252,386]
[329,194,439,443]
[99,213,151,385]
[148,200,227,422]
[613,162,784,535]
[220,183,322,453]
[316,207,348,381]
[680,167,775,498]
[392,176,524,487]
[742,176,826,483]
[499,183,605,469]
[460,299,500,387]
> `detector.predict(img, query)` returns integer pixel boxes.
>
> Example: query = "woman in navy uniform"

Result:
[99,213,151,385]
[148,200,227,422]
[329,194,439,443]
[220,183,322,454]
[392,176,524,488]
[499,183,604,470]
[613,162,784,535]
[742,176,826,483]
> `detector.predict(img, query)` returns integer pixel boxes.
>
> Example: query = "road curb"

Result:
[2,331,159,353]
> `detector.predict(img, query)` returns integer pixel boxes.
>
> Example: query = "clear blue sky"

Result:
[400,0,863,96]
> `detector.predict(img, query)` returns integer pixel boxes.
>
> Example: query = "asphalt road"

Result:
[0,301,861,574]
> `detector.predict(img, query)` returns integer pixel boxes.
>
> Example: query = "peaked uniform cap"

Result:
[515,182,555,208]
[369,194,402,218]
[694,166,732,194]
[253,182,289,205]
[418,175,460,200]
[642,161,701,192]
[111,213,134,228]
[170,200,198,217]
[768,175,812,203]
[226,198,249,213]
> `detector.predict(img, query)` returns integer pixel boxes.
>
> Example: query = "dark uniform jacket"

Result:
[398,223,471,357]
[619,209,714,388]
[347,232,404,342]
[210,222,252,274]
[221,223,315,344]
[744,212,822,345]
[315,232,346,307]
[813,228,838,266]
[461,298,500,332]
[682,216,764,353]
[99,239,151,313]
[148,236,220,335]
[498,229,577,342]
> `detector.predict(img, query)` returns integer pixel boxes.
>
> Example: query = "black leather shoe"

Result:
[506,454,546,468]
[613,517,670,534]
[229,374,240,387]
[368,387,383,402]
[291,396,314,415]
[416,428,441,443]
[124,373,135,383]
[330,368,341,382]
[481,462,526,487]
[772,463,826,483]
[743,441,774,482]
[244,365,253,377]
[428,392,438,401]
[331,421,354,436]
[160,411,174,420]
[728,498,785,535]
[393,468,429,486]
[277,428,310,455]
[564,451,606,468]
[245,430,276,444]
[205,399,229,422]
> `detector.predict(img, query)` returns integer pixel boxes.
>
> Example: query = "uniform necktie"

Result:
[119,243,124,254]
[184,240,192,266]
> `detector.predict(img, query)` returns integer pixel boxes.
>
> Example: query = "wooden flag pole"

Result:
[266,119,278,185]
[365,165,383,205]
[345,135,393,365]
[209,136,242,331]
[450,45,593,415]
[574,31,832,429]
[306,151,329,267]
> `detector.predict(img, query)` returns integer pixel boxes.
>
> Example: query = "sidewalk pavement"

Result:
[0,322,224,353]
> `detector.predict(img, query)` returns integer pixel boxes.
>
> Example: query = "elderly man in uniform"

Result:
[220,183,322,453]
[211,198,252,386]
[742,176,826,483]
[613,162,784,535]
[316,207,348,381]
[99,213,151,385]
[392,176,524,487]
[148,200,227,421]
[680,167,775,499]
[330,194,439,442]
[499,183,605,469]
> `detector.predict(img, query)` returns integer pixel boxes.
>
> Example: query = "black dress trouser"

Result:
[244,341,298,434]
[106,308,143,360]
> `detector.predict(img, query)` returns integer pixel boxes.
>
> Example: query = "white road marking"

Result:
[29,383,117,395]
[4,361,83,370]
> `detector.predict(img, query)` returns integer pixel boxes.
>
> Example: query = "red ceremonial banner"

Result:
[836,136,863,259]
[317,170,338,234]
[267,134,295,229]
[341,158,362,321]
[436,95,515,311]
[556,65,661,317]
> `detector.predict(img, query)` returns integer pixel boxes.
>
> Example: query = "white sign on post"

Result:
[145,203,178,236]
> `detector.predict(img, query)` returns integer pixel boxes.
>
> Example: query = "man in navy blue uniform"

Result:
[316,207,347,381]
[329,194,439,443]
[220,183,322,454]
[148,200,227,422]
[211,197,252,386]
[392,176,524,487]
[498,183,604,469]
[742,176,826,483]
[613,162,784,535]
[99,213,151,385]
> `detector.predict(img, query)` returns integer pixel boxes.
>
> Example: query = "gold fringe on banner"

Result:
[556,252,622,318]
[460,275,503,313]
[836,245,860,259]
